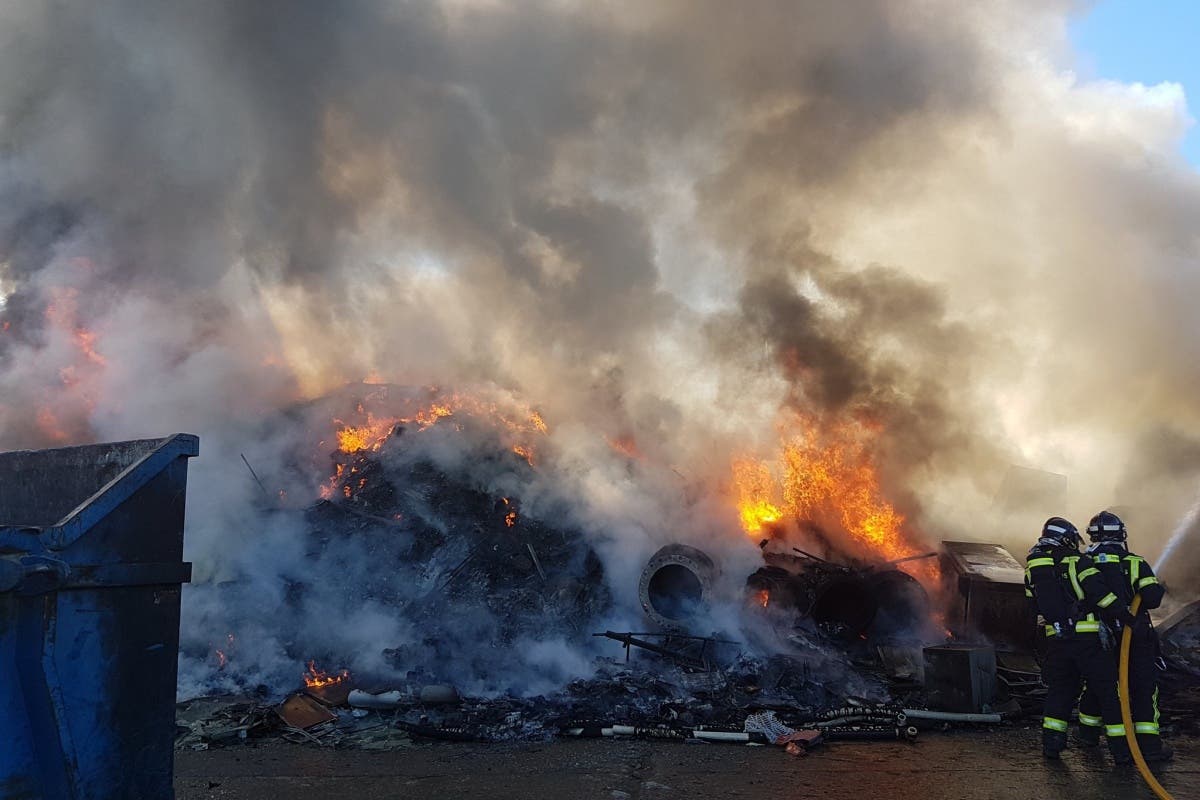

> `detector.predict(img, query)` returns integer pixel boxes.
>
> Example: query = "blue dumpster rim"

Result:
[0,433,198,553]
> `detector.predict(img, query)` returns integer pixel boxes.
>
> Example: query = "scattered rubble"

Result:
[177,639,1018,756]
[1159,599,1200,677]
[277,692,337,731]
[175,697,275,750]
[178,392,1200,758]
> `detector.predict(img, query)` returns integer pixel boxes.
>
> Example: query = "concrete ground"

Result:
[175,727,1200,800]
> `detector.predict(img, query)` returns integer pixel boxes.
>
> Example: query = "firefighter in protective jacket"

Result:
[1076,510,1171,762]
[1025,516,1131,762]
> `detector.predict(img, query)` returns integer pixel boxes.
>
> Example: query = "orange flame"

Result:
[756,589,770,608]
[414,402,453,427]
[608,436,642,460]
[35,407,71,444]
[74,329,106,366]
[31,285,109,443]
[329,394,549,456]
[780,419,912,562]
[303,660,350,690]
[214,633,234,671]
[505,510,518,527]
[732,415,920,564]
[334,410,398,453]
[321,392,549,501]
[319,463,346,500]
[733,458,782,536]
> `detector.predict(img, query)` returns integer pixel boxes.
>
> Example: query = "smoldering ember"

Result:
[4,2,1200,800]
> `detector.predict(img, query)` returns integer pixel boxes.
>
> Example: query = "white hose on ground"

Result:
[690,730,753,742]
[901,709,1001,723]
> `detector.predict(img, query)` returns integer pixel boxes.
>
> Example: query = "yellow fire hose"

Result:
[1120,595,1173,800]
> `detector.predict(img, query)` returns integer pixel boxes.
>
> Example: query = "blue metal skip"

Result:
[0,434,198,800]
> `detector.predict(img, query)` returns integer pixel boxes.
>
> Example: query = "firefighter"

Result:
[1076,510,1171,761]
[1026,516,1131,763]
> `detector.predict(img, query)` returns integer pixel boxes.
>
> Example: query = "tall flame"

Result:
[732,415,919,563]
[780,418,911,561]
[733,458,782,535]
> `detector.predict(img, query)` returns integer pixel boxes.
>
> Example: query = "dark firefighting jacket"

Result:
[1086,542,1165,612]
[1025,542,1121,635]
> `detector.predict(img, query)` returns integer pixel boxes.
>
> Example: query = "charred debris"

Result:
[175,388,1182,754]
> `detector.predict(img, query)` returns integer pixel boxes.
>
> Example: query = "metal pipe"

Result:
[860,551,938,571]
[792,547,833,564]
[595,724,753,743]
[593,630,709,670]
[638,544,717,631]
[901,708,1001,723]
[691,730,753,742]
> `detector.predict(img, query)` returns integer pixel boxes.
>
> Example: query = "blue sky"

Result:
[1069,0,1200,164]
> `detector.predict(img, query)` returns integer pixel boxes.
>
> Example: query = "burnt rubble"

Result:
[307,426,613,689]
[177,394,1197,753]
[284,417,938,704]
[181,403,613,697]
[178,654,924,751]
[178,424,1016,753]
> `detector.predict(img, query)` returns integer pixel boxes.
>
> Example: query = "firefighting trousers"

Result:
[1079,628,1163,752]
[1042,635,1128,756]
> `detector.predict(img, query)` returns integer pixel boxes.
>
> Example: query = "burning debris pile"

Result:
[174,384,1016,753]
[168,387,1191,758]
[182,384,615,698]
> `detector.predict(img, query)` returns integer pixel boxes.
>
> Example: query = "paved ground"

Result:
[175,726,1200,800]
